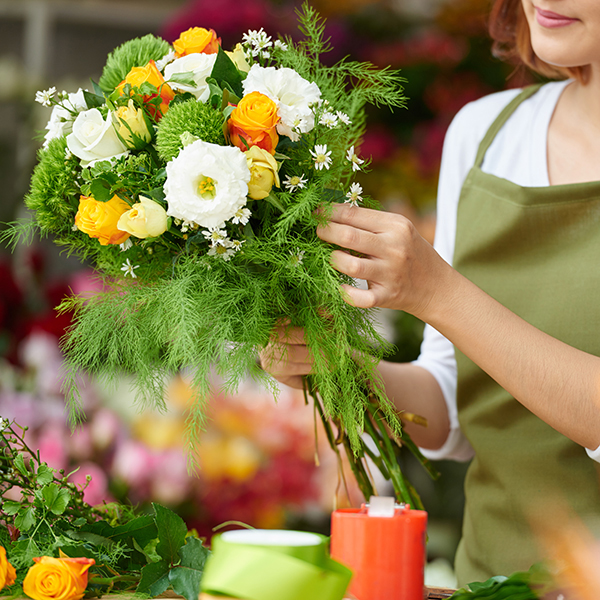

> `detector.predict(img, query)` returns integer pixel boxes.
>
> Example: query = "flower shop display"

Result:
[4,4,438,506]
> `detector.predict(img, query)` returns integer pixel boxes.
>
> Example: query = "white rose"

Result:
[43,88,87,149]
[66,108,129,166]
[164,140,250,229]
[164,53,218,103]
[243,64,322,142]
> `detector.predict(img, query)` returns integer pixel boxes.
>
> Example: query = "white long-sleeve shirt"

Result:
[412,79,600,463]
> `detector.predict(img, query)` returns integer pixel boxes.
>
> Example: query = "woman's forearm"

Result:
[426,267,600,451]
[376,361,450,450]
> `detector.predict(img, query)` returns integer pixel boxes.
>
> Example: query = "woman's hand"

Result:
[316,204,451,320]
[258,324,313,390]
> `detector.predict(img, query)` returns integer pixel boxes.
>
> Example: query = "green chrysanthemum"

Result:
[155,100,226,162]
[26,138,79,234]
[99,34,172,93]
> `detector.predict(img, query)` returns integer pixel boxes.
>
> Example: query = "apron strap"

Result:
[474,83,544,168]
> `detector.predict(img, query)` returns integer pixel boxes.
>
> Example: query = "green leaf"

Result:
[82,515,158,550]
[2,500,21,515]
[210,47,244,98]
[139,82,158,97]
[137,559,170,596]
[84,90,105,109]
[167,72,197,87]
[66,529,114,547]
[42,483,70,515]
[179,536,210,570]
[166,538,210,600]
[90,179,113,202]
[153,503,187,565]
[36,463,54,485]
[14,453,29,477]
[15,507,36,531]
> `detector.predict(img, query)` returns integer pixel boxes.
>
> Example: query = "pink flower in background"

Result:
[90,408,122,451]
[37,426,68,472]
[68,424,94,462]
[70,462,112,506]
[150,450,191,506]
[112,439,155,489]
[68,269,105,299]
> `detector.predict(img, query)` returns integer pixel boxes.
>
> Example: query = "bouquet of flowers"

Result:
[7,4,436,503]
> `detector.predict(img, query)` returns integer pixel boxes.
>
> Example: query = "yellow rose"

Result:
[117,196,168,239]
[245,145,280,200]
[173,27,221,56]
[228,91,279,155]
[23,556,95,600]
[116,100,152,148]
[0,547,16,591]
[225,44,250,73]
[117,60,174,119]
[75,195,131,246]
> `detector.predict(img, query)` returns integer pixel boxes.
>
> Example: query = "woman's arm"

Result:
[318,204,600,451]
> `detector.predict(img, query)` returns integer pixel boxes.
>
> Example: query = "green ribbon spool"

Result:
[201,529,352,600]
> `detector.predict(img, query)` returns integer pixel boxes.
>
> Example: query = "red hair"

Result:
[489,0,589,83]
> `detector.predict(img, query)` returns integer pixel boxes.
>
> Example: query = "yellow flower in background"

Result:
[245,145,280,200]
[75,195,131,246]
[23,556,95,600]
[197,434,261,482]
[115,100,152,148]
[173,27,221,56]
[226,44,251,73]
[0,546,16,591]
[117,196,168,239]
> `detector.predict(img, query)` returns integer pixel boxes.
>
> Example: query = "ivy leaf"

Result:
[153,503,187,566]
[42,483,70,515]
[14,453,29,477]
[167,72,197,88]
[83,90,105,109]
[15,507,36,531]
[36,463,54,485]
[166,538,210,600]
[137,559,171,596]
[90,179,113,202]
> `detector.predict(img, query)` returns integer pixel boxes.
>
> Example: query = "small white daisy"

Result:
[346,145,364,172]
[202,226,229,246]
[64,148,73,160]
[119,238,133,251]
[35,87,56,107]
[319,111,339,128]
[243,28,272,57]
[283,174,308,193]
[274,40,288,51]
[336,111,352,125]
[230,239,245,252]
[345,182,363,207]
[310,144,333,171]
[121,258,139,278]
[72,223,78,232]
[231,207,251,226]
[289,249,305,267]
[208,243,236,261]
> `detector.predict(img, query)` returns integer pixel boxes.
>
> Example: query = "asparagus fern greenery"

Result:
[0,420,210,599]
[4,4,437,503]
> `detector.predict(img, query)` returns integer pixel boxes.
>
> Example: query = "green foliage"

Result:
[156,100,226,162]
[99,34,172,92]
[25,138,79,235]
[1,424,211,599]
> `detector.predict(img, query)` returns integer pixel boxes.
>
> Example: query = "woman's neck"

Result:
[547,67,600,185]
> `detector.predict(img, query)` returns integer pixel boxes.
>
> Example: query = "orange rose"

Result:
[75,195,131,246]
[173,27,221,56]
[23,556,95,600]
[0,547,16,591]
[117,60,174,119]
[228,91,279,154]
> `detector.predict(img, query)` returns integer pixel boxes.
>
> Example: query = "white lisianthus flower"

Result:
[243,64,321,142]
[345,182,363,207]
[67,108,129,166]
[164,140,251,229]
[43,88,87,149]
[164,53,218,102]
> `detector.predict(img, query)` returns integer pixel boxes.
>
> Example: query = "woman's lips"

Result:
[535,6,579,28]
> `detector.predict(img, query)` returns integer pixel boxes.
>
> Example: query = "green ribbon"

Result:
[201,531,352,600]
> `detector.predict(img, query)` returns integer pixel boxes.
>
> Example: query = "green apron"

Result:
[452,84,600,585]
